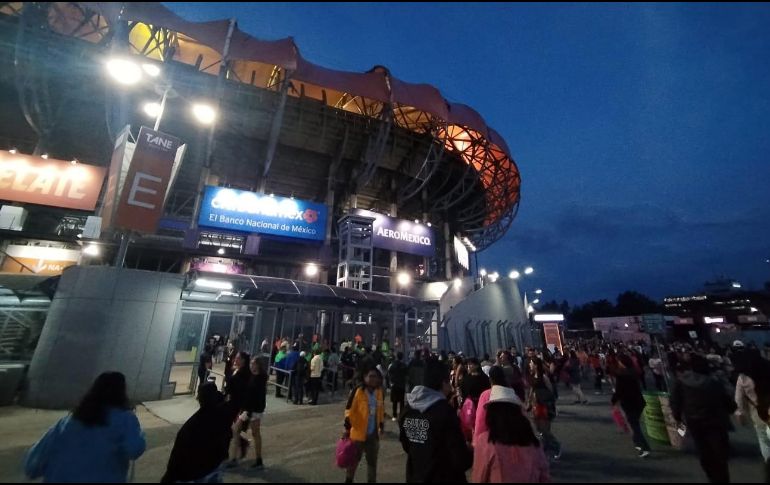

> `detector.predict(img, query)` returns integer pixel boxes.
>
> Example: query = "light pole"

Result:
[105,56,217,268]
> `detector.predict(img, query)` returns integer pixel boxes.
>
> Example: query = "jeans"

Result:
[689,422,730,483]
[535,418,561,457]
[347,434,379,483]
[309,377,322,404]
[594,368,604,391]
[625,408,651,452]
[756,423,770,461]
[293,377,305,404]
[653,374,666,392]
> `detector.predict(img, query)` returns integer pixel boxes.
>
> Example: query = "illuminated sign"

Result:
[353,209,434,257]
[0,150,106,210]
[198,186,327,241]
[454,236,469,270]
[704,316,724,324]
[542,323,563,354]
[114,127,181,234]
[1,245,80,275]
[534,314,565,322]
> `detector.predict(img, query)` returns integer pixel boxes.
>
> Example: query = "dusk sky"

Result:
[167,3,770,305]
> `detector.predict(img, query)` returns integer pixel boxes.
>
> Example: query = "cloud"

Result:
[482,202,770,304]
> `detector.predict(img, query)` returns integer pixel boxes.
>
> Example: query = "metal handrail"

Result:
[269,366,293,402]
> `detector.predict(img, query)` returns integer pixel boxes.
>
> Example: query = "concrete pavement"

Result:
[0,387,765,483]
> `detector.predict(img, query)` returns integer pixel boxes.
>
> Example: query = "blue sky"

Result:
[167,2,770,304]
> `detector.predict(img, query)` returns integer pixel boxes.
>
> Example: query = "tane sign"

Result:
[0,150,106,210]
[353,209,434,257]
[114,126,180,233]
[198,186,327,242]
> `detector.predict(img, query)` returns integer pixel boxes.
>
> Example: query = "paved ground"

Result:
[0,386,765,483]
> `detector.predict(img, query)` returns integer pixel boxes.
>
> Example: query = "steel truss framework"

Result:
[1,2,522,251]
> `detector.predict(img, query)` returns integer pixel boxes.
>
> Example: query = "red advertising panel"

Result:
[0,150,106,210]
[114,127,180,233]
[542,323,563,354]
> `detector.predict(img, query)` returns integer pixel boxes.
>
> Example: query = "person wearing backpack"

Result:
[343,368,385,483]
[400,357,473,482]
[459,358,491,440]
[24,372,146,483]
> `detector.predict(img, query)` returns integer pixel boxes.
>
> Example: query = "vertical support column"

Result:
[258,73,291,193]
[421,188,430,278]
[444,222,452,280]
[389,178,398,294]
[187,18,237,272]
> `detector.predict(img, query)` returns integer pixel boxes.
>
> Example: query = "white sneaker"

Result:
[638,450,650,458]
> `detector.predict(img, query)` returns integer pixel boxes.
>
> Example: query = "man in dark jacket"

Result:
[388,352,408,421]
[671,354,737,483]
[406,350,425,392]
[162,383,231,483]
[293,351,309,405]
[399,358,473,483]
[611,353,651,458]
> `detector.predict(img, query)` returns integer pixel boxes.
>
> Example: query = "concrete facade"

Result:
[23,267,184,409]
[440,278,531,356]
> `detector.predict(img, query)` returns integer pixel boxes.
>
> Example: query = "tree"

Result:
[615,291,661,315]
[568,299,615,329]
[540,300,561,312]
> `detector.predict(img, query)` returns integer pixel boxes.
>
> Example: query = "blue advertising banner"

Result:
[353,209,435,257]
[198,186,327,242]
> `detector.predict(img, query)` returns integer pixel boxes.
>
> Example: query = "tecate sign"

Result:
[199,186,327,242]
[353,209,434,257]
[0,150,106,211]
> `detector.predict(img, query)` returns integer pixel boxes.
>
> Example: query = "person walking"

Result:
[399,358,473,482]
[24,372,146,483]
[567,350,588,404]
[648,352,667,392]
[474,366,509,447]
[527,357,562,461]
[309,348,324,405]
[198,344,213,392]
[472,386,551,483]
[611,354,651,458]
[240,357,268,469]
[388,352,408,421]
[343,368,385,484]
[225,351,252,467]
[671,354,737,483]
[162,383,232,483]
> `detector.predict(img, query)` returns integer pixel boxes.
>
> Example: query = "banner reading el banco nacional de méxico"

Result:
[198,186,327,242]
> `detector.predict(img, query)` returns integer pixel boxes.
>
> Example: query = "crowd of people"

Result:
[20,333,770,483]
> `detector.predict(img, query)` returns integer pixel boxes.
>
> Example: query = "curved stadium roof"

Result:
[17,2,522,249]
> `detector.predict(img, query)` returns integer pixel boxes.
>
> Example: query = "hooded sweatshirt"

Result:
[399,386,473,483]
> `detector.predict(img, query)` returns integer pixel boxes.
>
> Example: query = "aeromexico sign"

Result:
[199,186,326,241]
[353,209,434,257]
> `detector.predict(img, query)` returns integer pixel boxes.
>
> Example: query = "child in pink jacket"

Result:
[472,386,550,483]
[473,366,508,447]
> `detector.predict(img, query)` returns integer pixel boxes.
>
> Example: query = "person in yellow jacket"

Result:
[343,367,385,483]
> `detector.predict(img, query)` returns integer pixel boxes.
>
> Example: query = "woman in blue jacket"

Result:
[24,372,146,483]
